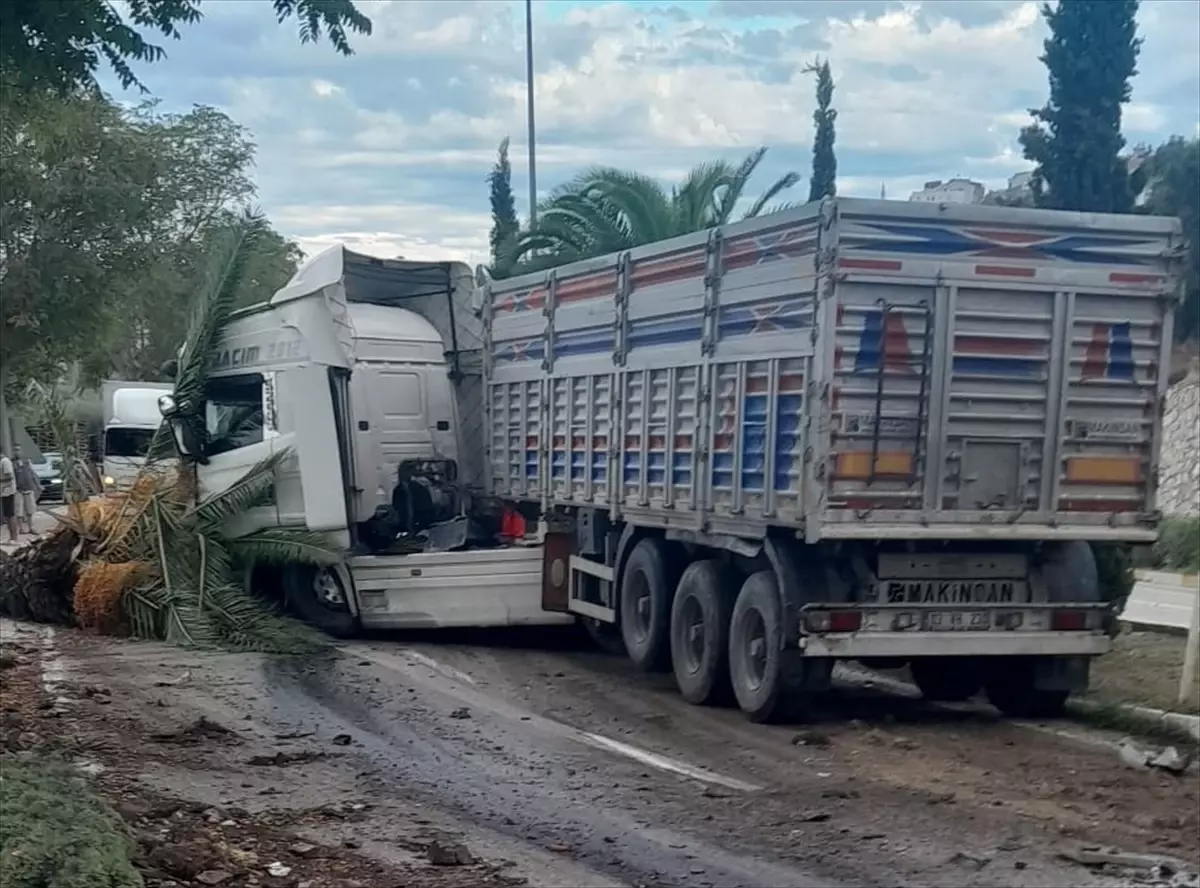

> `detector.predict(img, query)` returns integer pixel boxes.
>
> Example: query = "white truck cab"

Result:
[168,246,569,635]
[102,381,173,490]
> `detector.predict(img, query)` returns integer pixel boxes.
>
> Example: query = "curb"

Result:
[1071,698,1200,742]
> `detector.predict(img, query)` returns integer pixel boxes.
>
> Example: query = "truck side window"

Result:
[205,374,265,457]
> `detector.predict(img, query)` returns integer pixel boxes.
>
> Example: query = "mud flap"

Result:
[541,532,573,612]
[1033,656,1091,693]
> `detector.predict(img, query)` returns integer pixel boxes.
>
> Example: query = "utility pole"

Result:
[525,0,538,227]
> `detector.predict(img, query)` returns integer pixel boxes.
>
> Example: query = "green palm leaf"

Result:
[193,449,290,526]
[227,528,343,567]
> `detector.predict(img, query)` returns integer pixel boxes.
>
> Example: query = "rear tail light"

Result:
[1051,609,1088,631]
[803,610,862,634]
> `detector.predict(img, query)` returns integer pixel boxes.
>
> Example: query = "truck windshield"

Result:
[205,374,264,457]
[104,427,157,458]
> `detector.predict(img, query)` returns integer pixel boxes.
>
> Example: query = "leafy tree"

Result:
[804,59,837,202]
[0,0,372,92]
[1019,0,1142,213]
[488,137,520,278]
[1141,137,1200,342]
[0,91,300,452]
[0,89,166,417]
[512,148,799,272]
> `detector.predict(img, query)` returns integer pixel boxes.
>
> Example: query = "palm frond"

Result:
[194,450,290,526]
[742,171,802,220]
[227,529,344,567]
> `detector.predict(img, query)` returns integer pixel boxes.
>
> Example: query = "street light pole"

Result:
[524,0,538,227]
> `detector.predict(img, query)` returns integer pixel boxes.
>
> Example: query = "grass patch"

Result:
[1087,629,1199,715]
[1155,516,1200,573]
[0,755,141,888]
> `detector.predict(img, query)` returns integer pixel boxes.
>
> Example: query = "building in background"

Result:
[908,178,985,205]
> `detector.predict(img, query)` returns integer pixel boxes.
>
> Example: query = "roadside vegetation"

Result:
[1154,516,1200,573]
[0,216,341,653]
[0,755,142,888]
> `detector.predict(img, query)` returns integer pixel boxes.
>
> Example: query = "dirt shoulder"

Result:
[1085,629,1200,715]
[0,624,551,888]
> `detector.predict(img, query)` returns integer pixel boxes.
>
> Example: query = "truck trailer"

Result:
[160,197,1182,724]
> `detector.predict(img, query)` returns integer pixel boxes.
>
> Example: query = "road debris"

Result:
[332,732,353,746]
[426,840,474,866]
[149,716,240,745]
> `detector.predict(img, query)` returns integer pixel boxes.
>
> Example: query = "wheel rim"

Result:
[629,571,652,643]
[740,608,768,690]
[312,569,346,608]
[679,594,706,674]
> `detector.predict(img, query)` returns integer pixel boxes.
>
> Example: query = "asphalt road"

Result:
[22,620,1199,888]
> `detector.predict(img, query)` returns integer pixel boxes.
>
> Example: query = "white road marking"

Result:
[354,645,762,793]
[404,650,478,686]
[579,731,762,792]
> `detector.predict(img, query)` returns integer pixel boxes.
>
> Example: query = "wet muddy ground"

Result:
[3,620,1197,887]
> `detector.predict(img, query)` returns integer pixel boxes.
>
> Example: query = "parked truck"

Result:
[102,380,173,490]
[159,197,1182,723]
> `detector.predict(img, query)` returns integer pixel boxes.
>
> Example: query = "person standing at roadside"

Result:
[13,445,40,535]
[0,449,18,543]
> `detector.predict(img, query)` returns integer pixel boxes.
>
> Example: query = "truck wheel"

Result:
[984,660,1069,718]
[283,564,358,639]
[728,570,810,723]
[581,617,626,656]
[619,538,678,672]
[670,560,735,705]
[910,658,982,702]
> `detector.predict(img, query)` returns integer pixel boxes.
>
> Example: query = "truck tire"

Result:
[581,617,626,656]
[984,660,1069,719]
[619,538,678,672]
[670,560,735,705]
[910,658,983,702]
[728,570,811,723]
[283,564,358,639]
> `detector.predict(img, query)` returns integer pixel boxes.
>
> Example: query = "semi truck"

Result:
[159,197,1182,723]
[102,380,173,490]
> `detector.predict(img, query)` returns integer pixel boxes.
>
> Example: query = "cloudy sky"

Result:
[112,0,1199,266]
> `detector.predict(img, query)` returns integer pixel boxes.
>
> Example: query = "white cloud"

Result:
[130,0,1199,262]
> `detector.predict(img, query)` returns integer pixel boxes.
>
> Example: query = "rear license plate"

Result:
[922,611,991,631]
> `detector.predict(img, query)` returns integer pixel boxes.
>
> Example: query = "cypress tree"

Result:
[488,137,520,277]
[806,59,838,202]
[1019,0,1142,213]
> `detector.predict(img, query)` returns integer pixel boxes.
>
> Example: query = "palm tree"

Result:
[505,147,800,275]
[0,212,341,653]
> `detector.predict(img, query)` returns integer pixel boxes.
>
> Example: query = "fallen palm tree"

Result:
[0,212,341,653]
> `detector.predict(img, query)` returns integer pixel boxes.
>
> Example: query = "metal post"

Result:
[524,0,538,227]
[1179,580,1200,707]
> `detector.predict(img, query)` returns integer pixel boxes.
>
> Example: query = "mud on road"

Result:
[4,620,1198,888]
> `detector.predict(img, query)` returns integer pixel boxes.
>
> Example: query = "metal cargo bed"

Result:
[484,198,1181,543]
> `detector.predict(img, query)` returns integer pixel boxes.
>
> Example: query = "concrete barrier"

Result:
[1122,569,1200,632]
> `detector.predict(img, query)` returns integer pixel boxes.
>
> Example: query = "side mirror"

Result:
[166,416,207,463]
